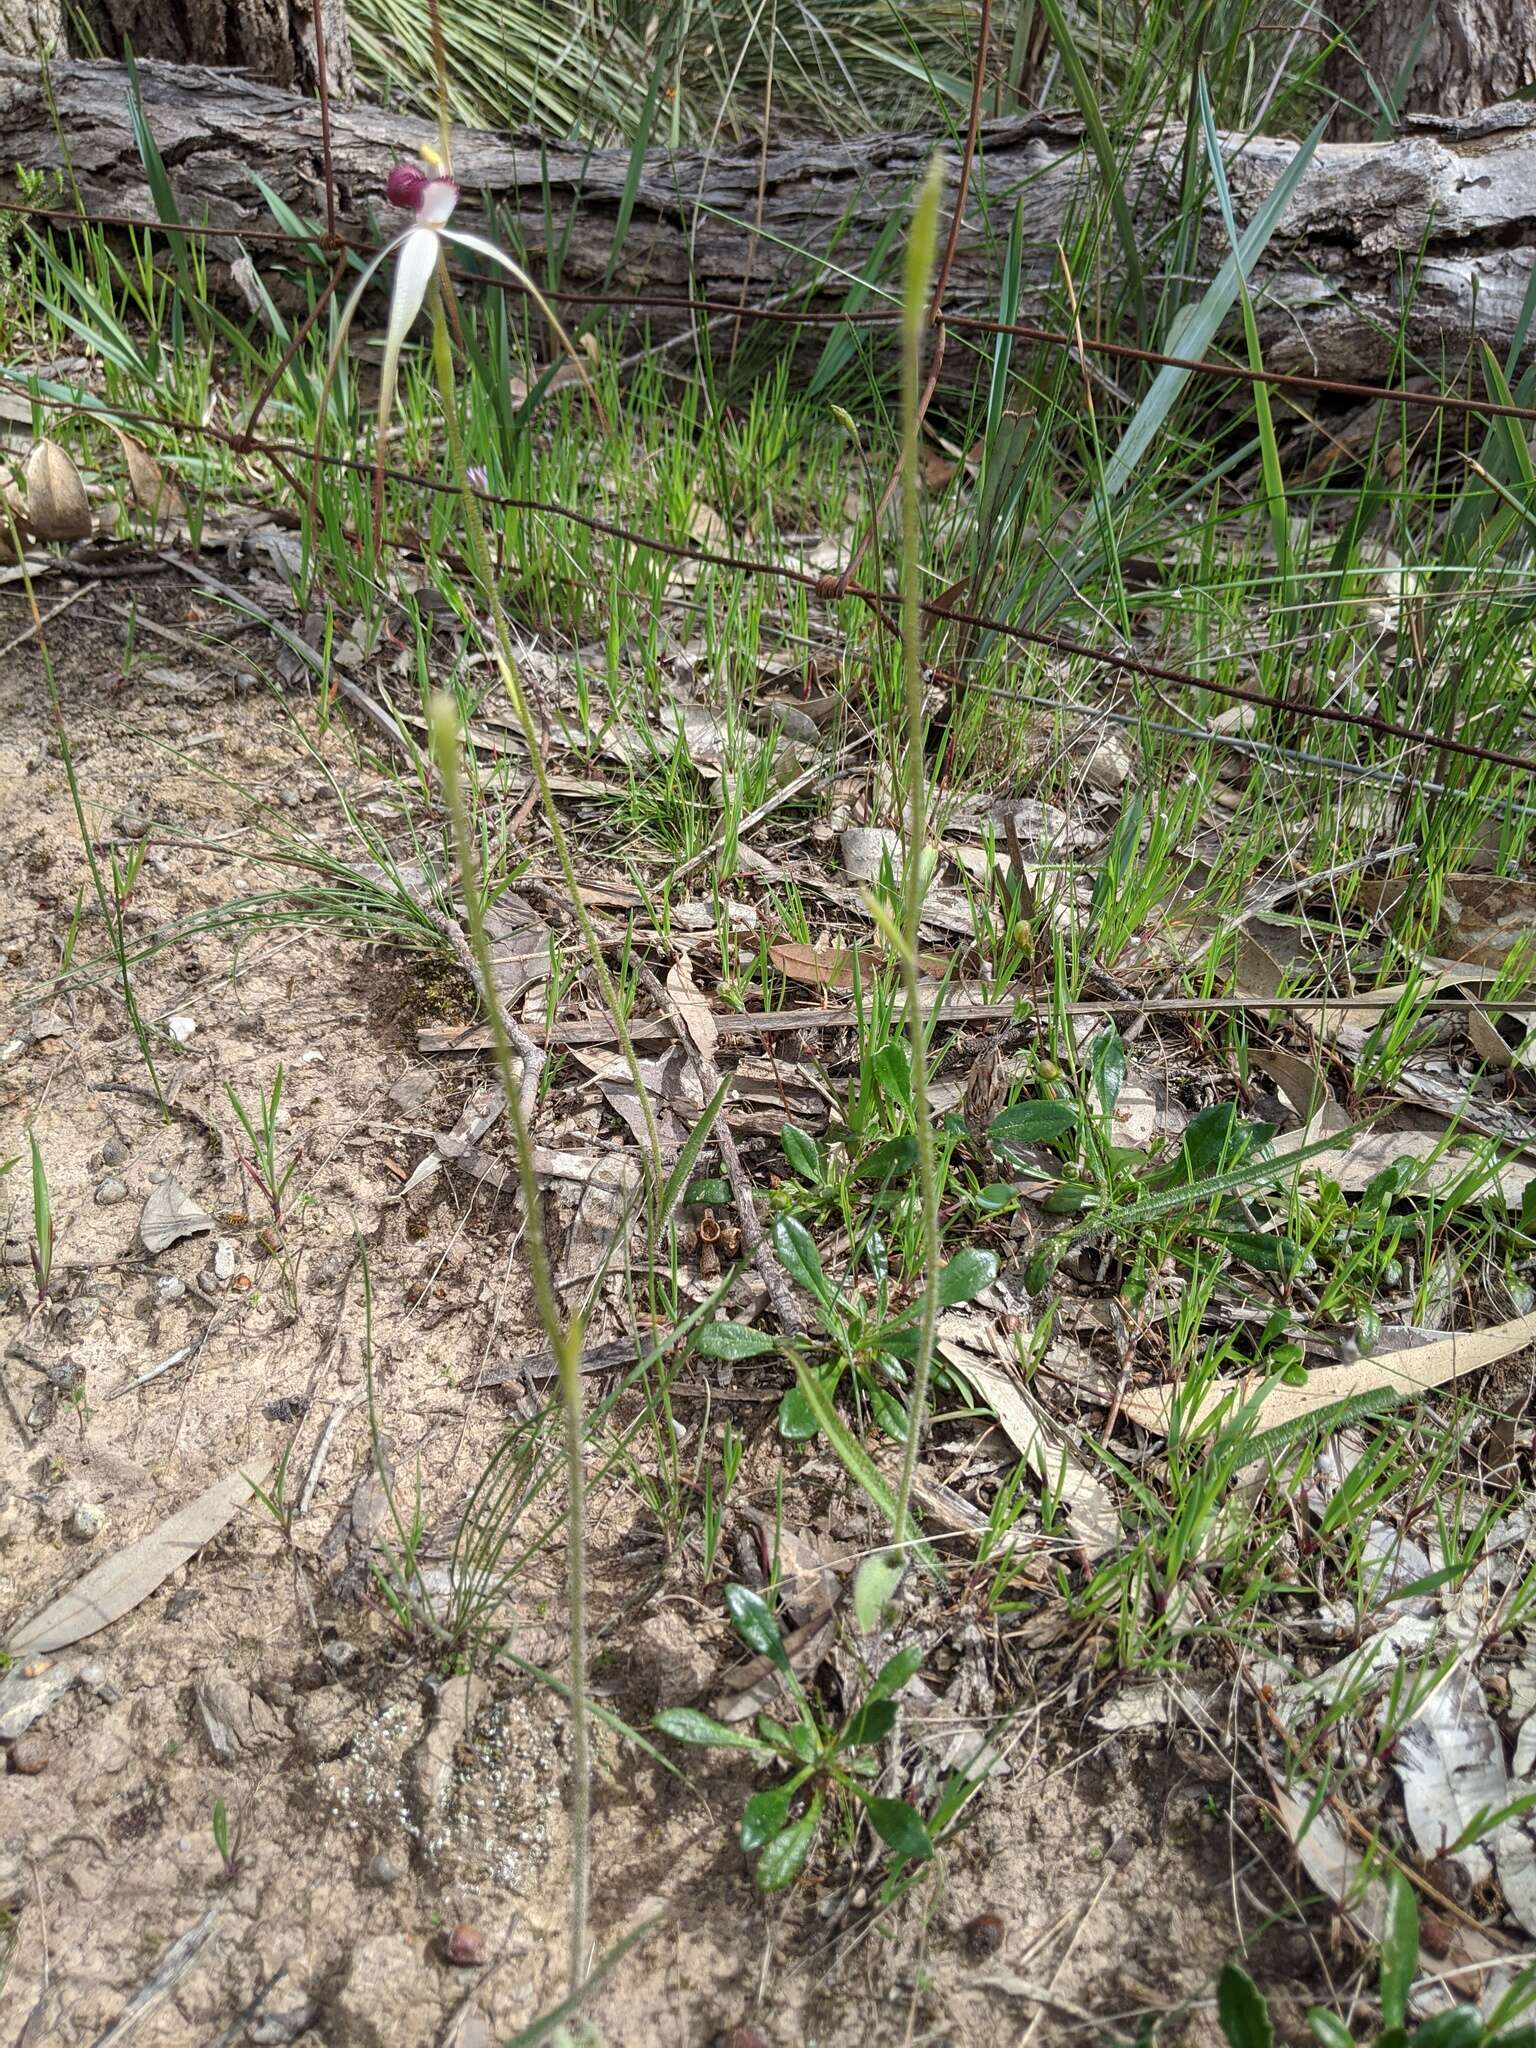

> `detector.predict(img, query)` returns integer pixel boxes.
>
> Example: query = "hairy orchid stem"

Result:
[427,287,591,1995]
[427,272,664,1223]
[889,159,946,1557]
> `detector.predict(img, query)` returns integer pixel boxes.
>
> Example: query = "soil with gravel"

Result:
[1,569,1306,2046]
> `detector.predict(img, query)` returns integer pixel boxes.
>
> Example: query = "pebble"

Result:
[100,1137,129,1167]
[213,1240,236,1284]
[154,1275,186,1304]
[146,1166,171,1185]
[321,1639,360,1677]
[365,1851,404,1888]
[962,1912,1006,1961]
[7,1736,48,1776]
[716,2030,771,2048]
[69,1502,105,1541]
[95,1177,129,1206]
[442,1924,486,1967]
[114,810,149,837]
[196,1270,220,1300]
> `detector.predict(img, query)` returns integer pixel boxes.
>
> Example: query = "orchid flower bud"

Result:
[386,162,429,211]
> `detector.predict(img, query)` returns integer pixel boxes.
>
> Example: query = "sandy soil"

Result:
[0,568,1298,2046]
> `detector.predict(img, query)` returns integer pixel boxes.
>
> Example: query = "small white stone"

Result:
[213,1240,236,1283]
[69,1501,105,1541]
[154,1275,186,1304]
[166,1016,197,1044]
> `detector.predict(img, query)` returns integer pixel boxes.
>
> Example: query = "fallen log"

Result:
[3,57,1536,390]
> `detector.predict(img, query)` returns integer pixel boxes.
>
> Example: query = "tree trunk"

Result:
[0,0,357,94]
[3,57,1536,389]
[1327,0,1536,139]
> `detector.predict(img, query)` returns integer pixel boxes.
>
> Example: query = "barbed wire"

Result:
[4,360,1534,785]
[6,37,1536,793]
[9,196,1536,428]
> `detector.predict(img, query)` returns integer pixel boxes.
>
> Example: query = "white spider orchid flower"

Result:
[320,155,590,469]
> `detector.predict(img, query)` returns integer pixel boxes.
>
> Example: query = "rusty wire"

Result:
[6,43,1536,790]
[4,361,1536,784]
[10,195,1536,428]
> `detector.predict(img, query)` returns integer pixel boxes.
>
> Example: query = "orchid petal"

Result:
[441,230,596,407]
[377,227,441,452]
[417,179,460,228]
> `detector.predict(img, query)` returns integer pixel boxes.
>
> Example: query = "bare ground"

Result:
[0,569,1306,2047]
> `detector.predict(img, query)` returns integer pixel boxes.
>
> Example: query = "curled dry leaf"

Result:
[25,437,92,542]
[111,426,185,523]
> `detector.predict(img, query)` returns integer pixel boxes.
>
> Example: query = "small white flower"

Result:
[318,152,591,481]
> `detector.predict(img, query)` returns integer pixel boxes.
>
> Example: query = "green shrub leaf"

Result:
[653,1709,772,1753]
[695,1320,777,1360]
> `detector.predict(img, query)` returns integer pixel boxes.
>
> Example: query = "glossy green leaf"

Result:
[988,1100,1077,1147]
[754,1792,822,1890]
[740,1780,799,1850]
[839,1698,897,1747]
[723,1583,791,1672]
[658,1076,733,1229]
[1091,1024,1126,1121]
[1303,2013,1353,2048]
[873,1040,911,1104]
[936,1247,999,1309]
[1216,1962,1273,2048]
[1410,2014,1486,2048]
[782,1123,820,1180]
[653,1708,773,1753]
[867,1644,923,1704]
[778,1384,820,1441]
[859,1794,933,1862]
[684,1176,731,1207]
[1380,1871,1418,2031]
[773,1214,829,1301]
[695,1320,777,1361]
[855,1135,919,1181]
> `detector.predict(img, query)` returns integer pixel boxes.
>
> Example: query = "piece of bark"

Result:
[7,58,1536,383]
[1326,0,1536,138]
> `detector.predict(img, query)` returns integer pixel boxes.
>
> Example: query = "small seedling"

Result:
[28,1131,53,1304]
[211,1796,240,1880]
[226,1066,301,1227]
[655,1582,934,1891]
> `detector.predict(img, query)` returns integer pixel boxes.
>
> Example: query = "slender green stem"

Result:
[889,159,946,1554]
[426,270,664,1218]
[426,287,590,1994]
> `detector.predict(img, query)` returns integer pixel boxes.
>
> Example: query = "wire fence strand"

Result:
[10,196,1536,427]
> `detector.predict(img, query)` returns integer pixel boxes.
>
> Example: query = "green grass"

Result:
[9,4,1536,2033]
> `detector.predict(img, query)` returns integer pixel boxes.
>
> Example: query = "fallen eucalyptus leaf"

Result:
[7,1462,272,1657]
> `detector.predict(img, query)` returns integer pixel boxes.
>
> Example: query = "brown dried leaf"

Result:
[768,939,949,992]
[666,952,718,1065]
[111,426,184,523]
[24,437,92,541]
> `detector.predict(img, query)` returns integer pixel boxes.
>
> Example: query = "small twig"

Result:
[425,907,543,1126]
[0,581,95,659]
[90,1910,221,2047]
[298,1395,363,1520]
